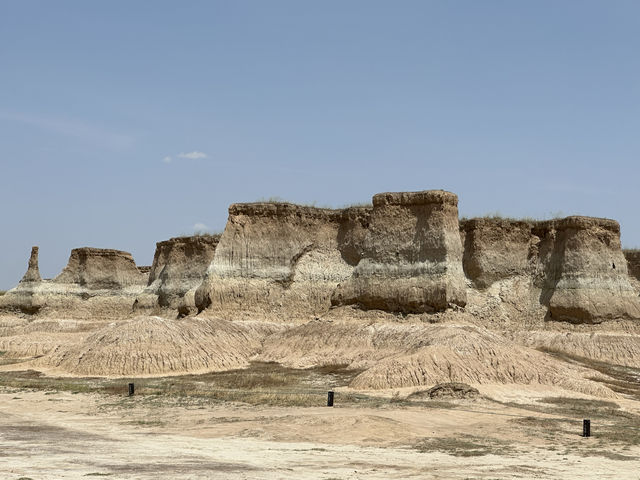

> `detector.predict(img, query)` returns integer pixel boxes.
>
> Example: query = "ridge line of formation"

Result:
[3,190,640,325]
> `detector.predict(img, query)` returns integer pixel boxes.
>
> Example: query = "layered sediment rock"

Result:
[54,248,145,289]
[461,216,640,324]
[624,250,640,282]
[3,191,639,326]
[20,246,42,283]
[461,219,534,288]
[2,189,640,390]
[139,235,220,315]
[195,203,354,319]
[332,191,467,313]
[544,217,640,323]
[1,247,147,318]
[2,246,45,314]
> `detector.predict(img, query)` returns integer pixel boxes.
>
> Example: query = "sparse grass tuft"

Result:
[413,435,512,457]
[340,202,372,209]
[125,419,166,427]
[0,362,378,408]
[460,210,566,223]
[0,290,5,296]
[175,231,223,239]
[250,197,371,210]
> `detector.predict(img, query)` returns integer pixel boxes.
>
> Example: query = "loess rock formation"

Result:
[194,203,355,320]
[1,247,147,318]
[332,191,466,313]
[461,219,534,289]
[545,217,640,323]
[137,235,220,316]
[54,247,145,289]
[1,189,640,394]
[20,246,42,283]
[4,190,639,325]
[461,216,640,324]
[624,250,640,282]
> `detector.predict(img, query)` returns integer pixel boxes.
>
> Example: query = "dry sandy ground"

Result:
[1,387,639,480]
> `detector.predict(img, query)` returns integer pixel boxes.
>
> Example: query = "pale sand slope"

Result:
[259,320,615,396]
[510,330,640,368]
[1,389,639,480]
[29,315,285,376]
[0,314,622,398]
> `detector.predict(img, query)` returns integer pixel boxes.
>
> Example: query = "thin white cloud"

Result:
[178,151,208,159]
[194,222,209,231]
[0,111,134,150]
[162,156,172,164]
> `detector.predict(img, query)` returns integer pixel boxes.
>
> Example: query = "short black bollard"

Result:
[128,382,135,397]
[327,391,334,407]
[582,419,591,437]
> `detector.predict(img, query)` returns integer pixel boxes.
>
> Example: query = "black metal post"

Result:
[128,382,135,397]
[582,419,590,437]
[327,391,334,407]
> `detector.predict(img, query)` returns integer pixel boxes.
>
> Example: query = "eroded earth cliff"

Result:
[2,189,639,397]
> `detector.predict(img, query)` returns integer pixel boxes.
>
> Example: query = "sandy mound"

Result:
[259,320,615,396]
[512,330,640,368]
[0,332,84,358]
[34,316,284,377]
[0,316,91,358]
[418,382,480,399]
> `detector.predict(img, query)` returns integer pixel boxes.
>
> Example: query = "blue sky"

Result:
[1,1,639,288]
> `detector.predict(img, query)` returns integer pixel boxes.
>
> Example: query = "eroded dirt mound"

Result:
[0,332,84,358]
[0,317,91,358]
[34,316,283,376]
[423,382,480,399]
[259,320,615,396]
[513,331,640,368]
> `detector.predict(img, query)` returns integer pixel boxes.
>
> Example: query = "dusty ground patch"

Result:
[1,379,640,479]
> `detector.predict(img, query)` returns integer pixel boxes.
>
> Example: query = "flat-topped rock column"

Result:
[54,247,146,289]
[460,219,534,288]
[194,203,354,319]
[139,235,220,314]
[0,246,148,318]
[332,190,467,313]
[547,216,640,323]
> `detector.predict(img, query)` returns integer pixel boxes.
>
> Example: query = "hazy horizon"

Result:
[2,1,639,289]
